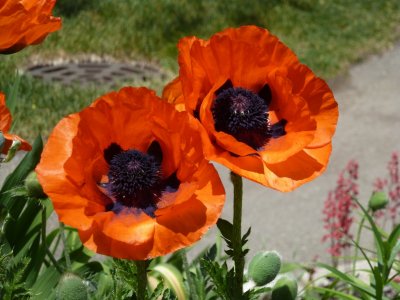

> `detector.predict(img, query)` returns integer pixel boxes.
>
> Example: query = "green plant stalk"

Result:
[231,172,244,299]
[181,249,198,300]
[135,260,148,300]
[352,213,367,276]
[59,222,71,270]
[42,205,62,273]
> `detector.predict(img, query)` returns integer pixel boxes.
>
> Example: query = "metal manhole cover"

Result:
[24,59,167,86]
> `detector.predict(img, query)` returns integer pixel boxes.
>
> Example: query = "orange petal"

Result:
[37,87,226,260]
[0,0,61,54]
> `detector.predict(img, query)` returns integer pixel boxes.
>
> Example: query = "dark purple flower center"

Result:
[108,150,162,209]
[212,82,272,150]
[102,141,180,217]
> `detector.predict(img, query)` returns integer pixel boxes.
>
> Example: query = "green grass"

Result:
[1,0,399,141]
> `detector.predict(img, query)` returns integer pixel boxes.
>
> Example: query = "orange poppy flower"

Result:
[36,87,225,260]
[0,92,31,154]
[164,26,338,192]
[0,0,61,54]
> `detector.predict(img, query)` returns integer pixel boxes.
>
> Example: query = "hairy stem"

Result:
[135,260,148,300]
[231,172,244,299]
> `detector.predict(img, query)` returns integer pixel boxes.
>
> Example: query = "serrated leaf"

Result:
[149,281,164,300]
[246,286,271,300]
[162,288,178,300]
[200,259,232,300]
[217,218,233,242]
[241,227,251,246]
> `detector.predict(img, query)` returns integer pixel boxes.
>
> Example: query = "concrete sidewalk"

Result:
[1,43,400,264]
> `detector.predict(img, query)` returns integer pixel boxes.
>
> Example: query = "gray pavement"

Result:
[1,43,400,264]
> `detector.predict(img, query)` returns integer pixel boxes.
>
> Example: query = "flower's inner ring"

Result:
[108,150,162,209]
[212,83,272,150]
[101,141,181,217]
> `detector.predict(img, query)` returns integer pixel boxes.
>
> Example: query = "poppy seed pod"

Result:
[248,250,281,286]
[25,171,46,199]
[271,276,298,300]
[56,273,88,300]
[368,191,389,212]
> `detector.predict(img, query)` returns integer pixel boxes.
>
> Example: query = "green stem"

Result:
[46,248,63,274]
[42,205,63,274]
[231,172,244,299]
[60,222,71,270]
[135,260,148,300]
[181,249,198,300]
[41,204,47,250]
[352,213,366,276]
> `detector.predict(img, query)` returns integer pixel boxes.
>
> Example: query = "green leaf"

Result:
[388,224,400,248]
[241,227,251,247]
[312,287,362,300]
[152,263,187,300]
[246,287,271,300]
[217,218,233,242]
[200,259,231,300]
[149,281,165,300]
[30,266,61,300]
[1,136,43,211]
[388,240,400,270]
[355,199,388,279]
[316,262,376,297]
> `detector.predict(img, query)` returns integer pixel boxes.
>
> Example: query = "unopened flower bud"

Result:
[25,171,46,199]
[271,276,298,300]
[56,273,88,300]
[3,139,21,162]
[368,191,389,212]
[248,250,281,286]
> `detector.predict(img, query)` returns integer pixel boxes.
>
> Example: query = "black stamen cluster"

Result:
[108,150,162,208]
[212,87,271,149]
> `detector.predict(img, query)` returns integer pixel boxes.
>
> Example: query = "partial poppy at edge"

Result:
[0,0,61,54]
[0,92,31,154]
[36,87,225,260]
[163,25,338,192]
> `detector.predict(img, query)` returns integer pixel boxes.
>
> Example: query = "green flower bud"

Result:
[368,191,389,212]
[25,171,46,199]
[248,250,281,286]
[56,273,88,300]
[271,276,298,300]
[3,139,21,162]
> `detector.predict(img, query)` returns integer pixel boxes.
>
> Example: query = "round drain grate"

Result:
[24,59,167,86]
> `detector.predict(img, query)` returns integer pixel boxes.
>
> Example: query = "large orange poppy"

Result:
[0,92,31,154]
[36,87,225,260]
[164,26,338,192]
[0,0,61,54]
